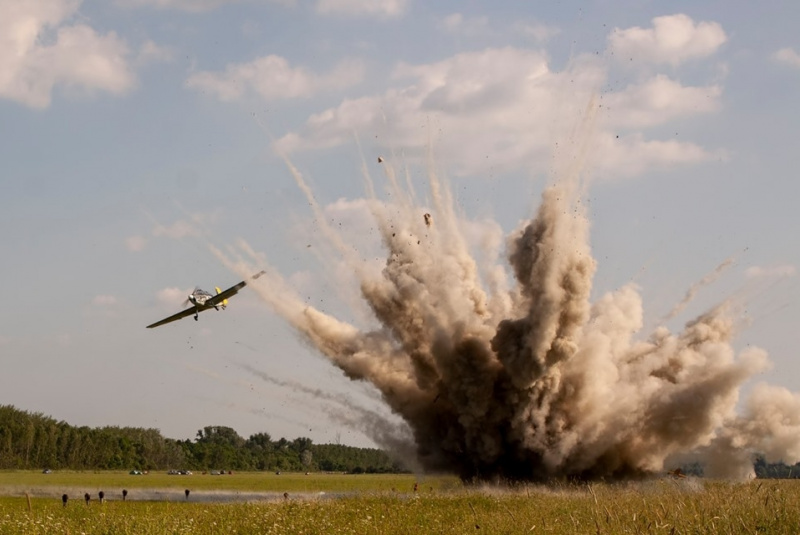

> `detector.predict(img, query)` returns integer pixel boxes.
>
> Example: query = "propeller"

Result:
[182,287,199,308]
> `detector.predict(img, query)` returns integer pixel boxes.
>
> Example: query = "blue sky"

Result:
[2,0,799,447]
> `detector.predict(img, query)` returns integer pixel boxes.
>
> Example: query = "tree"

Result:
[191,426,250,470]
[247,433,273,450]
[290,437,313,453]
[0,405,412,474]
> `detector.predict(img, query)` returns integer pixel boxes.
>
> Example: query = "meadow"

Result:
[0,470,450,498]
[1,471,799,534]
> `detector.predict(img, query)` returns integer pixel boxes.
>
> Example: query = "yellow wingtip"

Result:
[215,287,228,308]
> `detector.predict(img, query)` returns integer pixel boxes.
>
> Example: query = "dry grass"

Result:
[0,474,798,534]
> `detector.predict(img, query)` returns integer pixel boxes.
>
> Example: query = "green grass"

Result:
[0,470,460,495]
[1,474,799,534]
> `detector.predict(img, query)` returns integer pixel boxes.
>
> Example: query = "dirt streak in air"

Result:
[217,128,800,482]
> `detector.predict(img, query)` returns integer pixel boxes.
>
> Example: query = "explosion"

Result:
[215,141,800,482]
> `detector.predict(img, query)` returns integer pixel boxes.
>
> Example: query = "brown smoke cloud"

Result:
[215,147,800,482]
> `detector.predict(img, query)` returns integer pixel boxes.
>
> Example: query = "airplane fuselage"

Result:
[188,289,215,306]
[188,289,226,314]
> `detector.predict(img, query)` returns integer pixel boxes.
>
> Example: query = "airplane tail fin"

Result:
[215,286,228,309]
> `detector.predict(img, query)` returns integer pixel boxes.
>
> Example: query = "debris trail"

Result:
[663,257,735,322]
[223,148,800,482]
[237,363,419,467]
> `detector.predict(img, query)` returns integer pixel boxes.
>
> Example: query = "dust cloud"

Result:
[215,139,800,482]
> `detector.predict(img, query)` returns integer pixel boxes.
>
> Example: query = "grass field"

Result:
[0,470,457,499]
[1,472,799,534]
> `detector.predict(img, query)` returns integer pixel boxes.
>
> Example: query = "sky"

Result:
[1,0,799,449]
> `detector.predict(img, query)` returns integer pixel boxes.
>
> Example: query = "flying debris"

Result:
[423,213,432,227]
[146,271,265,329]
[228,141,800,483]
[667,468,687,479]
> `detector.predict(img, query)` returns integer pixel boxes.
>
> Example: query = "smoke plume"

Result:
[216,148,800,482]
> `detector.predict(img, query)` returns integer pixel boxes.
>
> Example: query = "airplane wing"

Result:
[205,270,266,308]
[146,271,266,329]
[146,306,199,329]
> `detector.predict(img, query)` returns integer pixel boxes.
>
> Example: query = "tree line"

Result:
[4,405,797,478]
[0,405,406,473]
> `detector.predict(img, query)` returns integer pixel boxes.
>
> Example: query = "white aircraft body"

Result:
[146,271,265,329]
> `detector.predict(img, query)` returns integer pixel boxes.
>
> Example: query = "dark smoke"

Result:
[214,149,800,482]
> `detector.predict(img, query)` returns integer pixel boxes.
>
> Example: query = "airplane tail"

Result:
[215,287,228,309]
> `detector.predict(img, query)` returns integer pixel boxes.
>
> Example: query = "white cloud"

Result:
[92,294,118,306]
[275,46,722,179]
[186,55,364,101]
[136,40,174,66]
[745,265,797,278]
[439,13,489,36]
[773,48,800,69]
[603,75,722,129]
[315,0,407,18]
[276,47,561,161]
[608,14,726,66]
[156,287,192,306]
[126,235,148,252]
[591,132,725,179]
[0,0,135,108]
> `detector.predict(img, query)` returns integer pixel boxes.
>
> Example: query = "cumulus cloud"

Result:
[608,14,726,66]
[773,48,800,69]
[275,45,723,179]
[276,47,573,165]
[745,265,797,278]
[0,0,135,108]
[315,0,407,18]
[603,75,722,128]
[186,55,364,101]
[591,133,725,179]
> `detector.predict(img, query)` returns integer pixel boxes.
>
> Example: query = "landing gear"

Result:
[194,314,198,321]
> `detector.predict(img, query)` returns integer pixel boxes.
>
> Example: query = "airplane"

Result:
[146,271,266,329]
